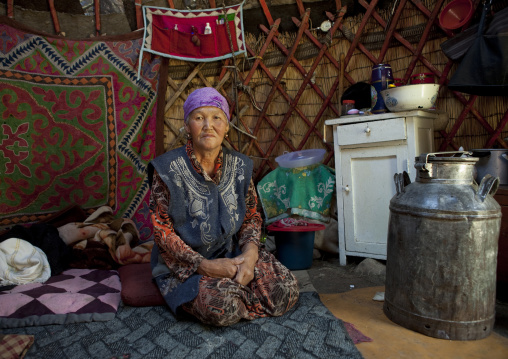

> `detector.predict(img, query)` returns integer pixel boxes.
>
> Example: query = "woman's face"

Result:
[185,106,229,154]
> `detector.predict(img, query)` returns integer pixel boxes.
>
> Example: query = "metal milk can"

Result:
[384,152,501,341]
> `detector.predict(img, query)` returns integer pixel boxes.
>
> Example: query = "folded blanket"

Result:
[0,334,34,359]
[0,238,50,286]
[58,206,153,269]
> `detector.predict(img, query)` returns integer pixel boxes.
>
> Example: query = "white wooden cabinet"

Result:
[325,111,446,265]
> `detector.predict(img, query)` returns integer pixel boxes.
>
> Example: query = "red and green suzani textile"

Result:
[0,19,162,240]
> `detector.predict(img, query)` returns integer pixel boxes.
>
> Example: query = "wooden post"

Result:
[136,0,143,29]
[258,0,275,26]
[378,0,408,62]
[339,53,345,116]
[95,0,101,36]
[7,0,13,18]
[295,0,305,16]
[48,0,62,36]
[156,58,170,156]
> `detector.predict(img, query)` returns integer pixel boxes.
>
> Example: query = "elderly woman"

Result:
[148,87,299,326]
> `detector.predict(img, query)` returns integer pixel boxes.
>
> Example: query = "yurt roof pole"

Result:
[258,0,275,26]
[94,0,101,36]
[7,0,13,18]
[48,0,62,36]
[135,0,142,29]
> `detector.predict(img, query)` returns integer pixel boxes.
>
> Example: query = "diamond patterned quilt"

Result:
[0,268,121,329]
[0,17,163,241]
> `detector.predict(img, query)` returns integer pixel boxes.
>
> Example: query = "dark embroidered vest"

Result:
[148,146,253,312]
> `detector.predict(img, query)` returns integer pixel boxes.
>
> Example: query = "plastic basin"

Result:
[275,149,326,168]
[439,0,474,30]
[380,84,440,112]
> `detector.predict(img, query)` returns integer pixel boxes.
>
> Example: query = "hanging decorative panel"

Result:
[0,18,163,241]
[138,3,246,70]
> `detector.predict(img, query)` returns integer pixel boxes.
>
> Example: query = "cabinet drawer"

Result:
[337,117,406,146]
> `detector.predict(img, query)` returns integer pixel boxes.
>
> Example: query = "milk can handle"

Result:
[416,151,471,171]
[477,174,500,202]
[394,171,411,195]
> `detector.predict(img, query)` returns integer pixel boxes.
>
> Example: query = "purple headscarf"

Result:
[183,87,230,122]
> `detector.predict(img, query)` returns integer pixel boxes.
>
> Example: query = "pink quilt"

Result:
[0,268,121,328]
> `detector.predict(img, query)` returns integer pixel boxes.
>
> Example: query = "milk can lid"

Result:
[415,151,478,164]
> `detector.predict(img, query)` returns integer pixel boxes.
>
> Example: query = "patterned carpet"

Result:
[0,17,163,240]
[2,292,363,359]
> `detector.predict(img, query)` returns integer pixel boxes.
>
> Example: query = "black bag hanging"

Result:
[448,0,508,96]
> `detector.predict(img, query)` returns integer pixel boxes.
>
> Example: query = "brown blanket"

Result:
[58,206,153,269]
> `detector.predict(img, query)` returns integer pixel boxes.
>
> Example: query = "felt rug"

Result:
[1,292,363,359]
[0,17,164,241]
[0,269,121,329]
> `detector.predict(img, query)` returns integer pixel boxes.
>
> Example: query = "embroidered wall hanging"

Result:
[138,3,246,74]
[0,17,163,241]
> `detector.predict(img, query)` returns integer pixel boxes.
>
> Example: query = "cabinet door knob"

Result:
[343,185,350,193]
[364,126,371,134]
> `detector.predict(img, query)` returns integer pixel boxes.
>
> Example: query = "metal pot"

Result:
[471,149,508,186]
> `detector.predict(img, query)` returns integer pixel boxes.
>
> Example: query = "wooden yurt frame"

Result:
[6,0,508,182]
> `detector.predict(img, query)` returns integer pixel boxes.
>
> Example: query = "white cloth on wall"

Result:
[0,238,51,286]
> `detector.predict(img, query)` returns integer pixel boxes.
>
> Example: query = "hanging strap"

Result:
[477,0,493,36]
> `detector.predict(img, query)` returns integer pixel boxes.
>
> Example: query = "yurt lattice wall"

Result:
[5,0,507,181]
[152,0,508,181]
